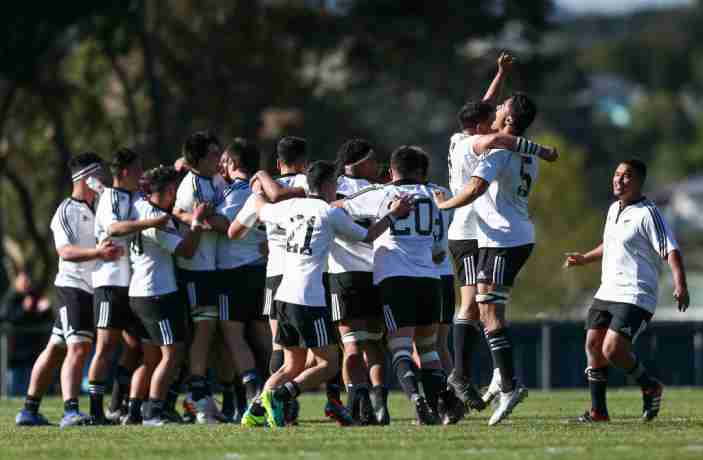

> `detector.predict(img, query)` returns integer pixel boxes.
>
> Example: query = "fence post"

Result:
[541,323,551,390]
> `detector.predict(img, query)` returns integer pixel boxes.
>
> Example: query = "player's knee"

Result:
[68,342,91,361]
[341,330,367,354]
[601,338,620,362]
[387,336,413,354]
[585,335,603,355]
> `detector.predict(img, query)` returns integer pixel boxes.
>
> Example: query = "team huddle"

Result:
[14,53,689,429]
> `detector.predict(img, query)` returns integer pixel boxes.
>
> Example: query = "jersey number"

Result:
[286,215,316,255]
[517,156,533,198]
[389,197,434,236]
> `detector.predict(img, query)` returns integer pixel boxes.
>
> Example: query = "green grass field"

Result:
[1,389,702,460]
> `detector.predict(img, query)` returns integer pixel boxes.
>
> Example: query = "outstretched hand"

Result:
[498,52,514,74]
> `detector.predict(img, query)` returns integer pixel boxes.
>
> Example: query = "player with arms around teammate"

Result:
[436,93,545,425]
[565,159,688,423]
[128,166,209,426]
[16,153,122,427]
[244,161,411,428]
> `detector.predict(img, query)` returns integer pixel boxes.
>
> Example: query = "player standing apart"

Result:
[565,159,688,422]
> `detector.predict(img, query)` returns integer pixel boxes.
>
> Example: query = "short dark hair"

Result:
[68,152,103,175]
[306,160,337,194]
[620,158,647,184]
[277,136,307,165]
[508,92,537,135]
[140,165,181,195]
[109,147,139,176]
[335,139,374,176]
[182,130,221,166]
[457,101,495,129]
[225,138,260,174]
[390,145,428,178]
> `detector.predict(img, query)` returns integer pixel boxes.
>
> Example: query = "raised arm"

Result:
[668,249,690,311]
[252,170,306,203]
[482,52,513,106]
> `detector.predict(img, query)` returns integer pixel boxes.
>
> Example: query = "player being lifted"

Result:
[16,153,122,427]
[565,159,689,422]
[436,92,547,425]
[127,166,209,426]
[248,161,411,428]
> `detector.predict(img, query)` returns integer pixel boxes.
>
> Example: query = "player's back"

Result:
[174,170,219,271]
[328,175,374,274]
[448,132,480,240]
[473,149,538,248]
[93,187,135,288]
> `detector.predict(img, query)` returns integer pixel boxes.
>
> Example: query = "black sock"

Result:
[234,381,247,412]
[221,381,235,416]
[64,398,79,414]
[165,383,180,411]
[189,375,210,402]
[89,381,106,418]
[148,399,164,419]
[269,349,284,375]
[326,370,342,402]
[274,381,300,403]
[392,354,420,399]
[241,369,262,403]
[128,398,143,420]
[486,328,515,392]
[452,320,481,380]
[109,366,132,412]
[627,358,657,389]
[586,367,608,416]
[420,368,446,412]
[24,396,41,414]
[346,384,354,410]
[249,399,266,416]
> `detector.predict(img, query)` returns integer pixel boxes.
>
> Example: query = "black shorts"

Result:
[379,276,441,332]
[449,239,479,286]
[274,302,336,349]
[328,271,381,322]
[52,287,94,344]
[179,269,217,320]
[439,275,456,325]
[217,265,266,322]
[93,286,138,331]
[130,292,187,346]
[585,298,653,342]
[263,275,283,318]
[476,244,533,287]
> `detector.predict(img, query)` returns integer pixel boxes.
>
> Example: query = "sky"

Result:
[556,0,693,15]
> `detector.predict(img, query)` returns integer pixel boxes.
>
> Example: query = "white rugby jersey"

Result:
[472,149,538,248]
[427,183,454,276]
[215,178,266,270]
[236,173,309,278]
[93,187,135,288]
[128,199,183,297]
[447,132,481,241]
[259,197,367,307]
[51,198,97,293]
[174,171,219,272]
[328,175,375,274]
[594,198,678,314]
[343,181,441,284]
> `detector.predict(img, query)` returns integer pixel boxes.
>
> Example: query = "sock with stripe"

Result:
[241,369,262,403]
[274,381,301,402]
[148,399,164,419]
[269,349,284,375]
[89,380,106,418]
[128,398,143,421]
[452,319,481,380]
[626,357,657,390]
[220,380,235,417]
[109,365,132,413]
[586,367,609,416]
[486,328,515,393]
[392,354,421,399]
[24,395,41,415]
[64,398,80,414]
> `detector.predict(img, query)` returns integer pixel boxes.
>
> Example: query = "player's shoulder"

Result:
[345,182,386,200]
[425,182,450,194]
[638,198,666,222]
[337,175,373,197]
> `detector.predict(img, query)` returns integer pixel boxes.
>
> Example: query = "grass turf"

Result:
[1,389,703,460]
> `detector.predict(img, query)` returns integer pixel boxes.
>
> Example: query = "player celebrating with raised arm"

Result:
[565,159,689,423]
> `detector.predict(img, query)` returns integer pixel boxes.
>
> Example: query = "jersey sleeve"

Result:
[343,187,385,220]
[174,175,195,212]
[472,149,511,183]
[642,204,679,259]
[50,204,77,249]
[328,207,367,242]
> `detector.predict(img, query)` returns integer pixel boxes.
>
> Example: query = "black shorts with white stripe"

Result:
[475,244,533,288]
[274,301,336,349]
[130,292,187,346]
[328,271,382,322]
[263,275,283,318]
[93,286,138,331]
[217,265,266,322]
[53,287,94,344]
[586,299,653,343]
[379,276,441,332]
[178,268,217,309]
[449,239,479,286]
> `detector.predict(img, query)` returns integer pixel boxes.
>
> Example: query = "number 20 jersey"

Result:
[343,181,441,284]
[472,149,538,248]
